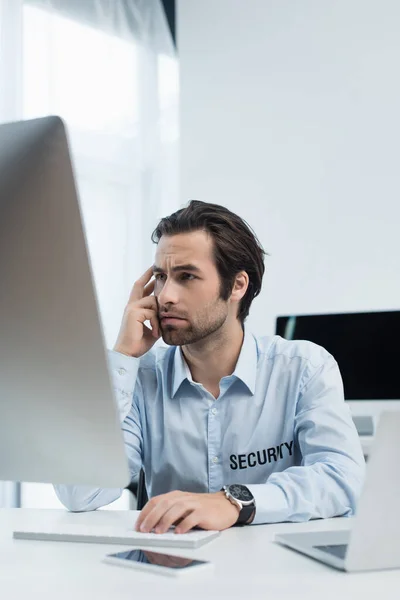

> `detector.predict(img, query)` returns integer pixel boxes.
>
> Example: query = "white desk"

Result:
[1,508,399,599]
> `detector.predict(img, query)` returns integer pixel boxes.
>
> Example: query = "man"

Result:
[55,200,365,533]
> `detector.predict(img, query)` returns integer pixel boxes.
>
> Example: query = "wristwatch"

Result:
[222,484,256,525]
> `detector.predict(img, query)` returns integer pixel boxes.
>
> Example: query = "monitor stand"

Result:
[352,415,374,437]
[0,482,20,508]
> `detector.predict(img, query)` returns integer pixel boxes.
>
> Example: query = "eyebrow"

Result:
[152,264,202,274]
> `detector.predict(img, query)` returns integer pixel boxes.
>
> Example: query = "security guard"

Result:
[55,201,365,533]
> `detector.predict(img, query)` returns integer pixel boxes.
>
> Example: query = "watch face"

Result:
[229,484,254,502]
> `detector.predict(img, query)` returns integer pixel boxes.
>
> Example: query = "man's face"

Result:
[153,231,231,346]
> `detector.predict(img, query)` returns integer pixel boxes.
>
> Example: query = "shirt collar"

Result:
[171,326,258,398]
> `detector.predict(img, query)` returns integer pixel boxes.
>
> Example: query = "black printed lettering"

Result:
[229,440,294,470]
[238,454,247,469]
[248,452,257,467]
[230,454,238,470]
[284,440,294,456]
[257,449,267,465]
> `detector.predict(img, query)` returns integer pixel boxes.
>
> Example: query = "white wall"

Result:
[177,0,400,341]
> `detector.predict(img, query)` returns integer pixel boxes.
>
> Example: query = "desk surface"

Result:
[1,508,399,599]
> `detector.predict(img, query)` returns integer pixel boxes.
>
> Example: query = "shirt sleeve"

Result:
[54,350,143,512]
[247,355,366,525]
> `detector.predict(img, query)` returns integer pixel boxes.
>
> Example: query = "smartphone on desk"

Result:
[104,548,213,577]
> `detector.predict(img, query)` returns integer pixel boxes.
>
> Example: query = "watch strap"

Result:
[235,503,255,526]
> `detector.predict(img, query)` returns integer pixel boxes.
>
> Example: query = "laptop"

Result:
[0,116,130,489]
[275,411,400,572]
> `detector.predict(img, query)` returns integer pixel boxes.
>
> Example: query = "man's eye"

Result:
[180,273,195,281]
[154,273,166,281]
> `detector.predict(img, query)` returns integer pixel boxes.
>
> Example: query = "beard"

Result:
[160,300,229,346]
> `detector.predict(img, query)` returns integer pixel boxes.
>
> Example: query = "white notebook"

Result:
[12,523,220,549]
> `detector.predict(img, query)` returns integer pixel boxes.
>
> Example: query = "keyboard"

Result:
[13,523,220,549]
[314,544,348,560]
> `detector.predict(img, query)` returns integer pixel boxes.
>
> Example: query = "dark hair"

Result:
[151,200,266,324]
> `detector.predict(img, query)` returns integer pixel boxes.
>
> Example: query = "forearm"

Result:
[54,484,123,512]
[247,455,365,525]
[54,351,141,512]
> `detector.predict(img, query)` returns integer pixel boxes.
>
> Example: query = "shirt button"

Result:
[211,408,218,415]
[212,456,219,464]
[118,368,127,376]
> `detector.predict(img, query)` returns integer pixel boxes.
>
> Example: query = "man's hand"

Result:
[135,491,240,534]
[114,267,161,358]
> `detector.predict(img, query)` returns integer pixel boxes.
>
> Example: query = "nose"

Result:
[156,277,180,306]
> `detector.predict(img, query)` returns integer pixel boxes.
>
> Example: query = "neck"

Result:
[181,320,244,394]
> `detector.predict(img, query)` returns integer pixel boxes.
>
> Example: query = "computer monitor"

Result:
[0,116,130,488]
[275,311,400,425]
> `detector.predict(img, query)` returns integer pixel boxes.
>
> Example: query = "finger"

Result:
[128,267,154,303]
[154,502,194,534]
[142,323,154,338]
[136,491,184,527]
[143,279,156,298]
[149,316,160,339]
[138,503,171,533]
[136,492,185,532]
[141,314,161,341]
[142,318,160,340]
[139,308,159,326]
[174,511,202,534]
[135,496,165,531]
[132,296,158,311]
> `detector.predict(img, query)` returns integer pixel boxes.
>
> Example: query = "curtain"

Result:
[0,0,179,508]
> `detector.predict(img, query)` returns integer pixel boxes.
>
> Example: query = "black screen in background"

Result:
[276,311,400,400]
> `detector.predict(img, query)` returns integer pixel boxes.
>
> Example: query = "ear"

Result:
[230,271,249,303]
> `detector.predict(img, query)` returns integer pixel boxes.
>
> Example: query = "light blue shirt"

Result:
[55,330,365,524]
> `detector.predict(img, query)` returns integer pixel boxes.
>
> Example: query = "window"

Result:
[0,0,178,509]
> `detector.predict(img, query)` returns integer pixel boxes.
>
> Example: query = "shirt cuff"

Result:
[107,349,140,422]
[246,483,290,525]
